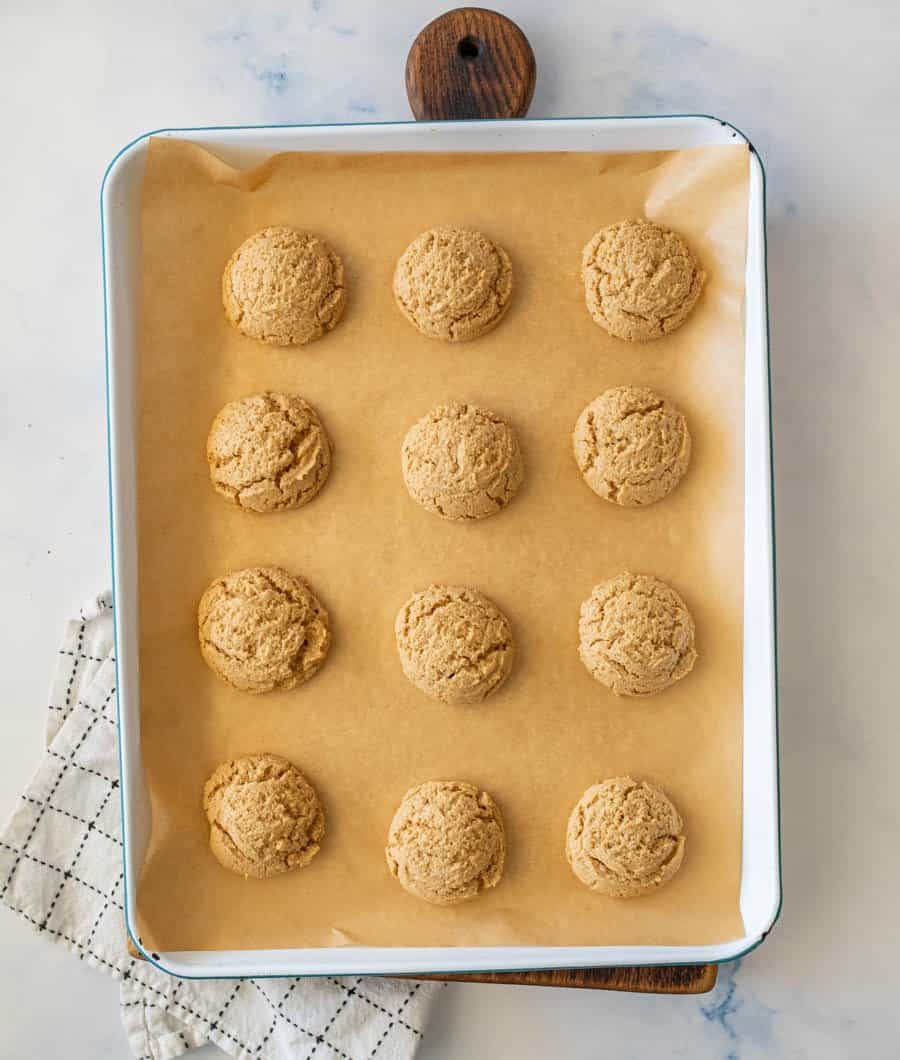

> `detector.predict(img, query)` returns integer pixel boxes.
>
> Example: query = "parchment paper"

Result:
[135,139,749,951]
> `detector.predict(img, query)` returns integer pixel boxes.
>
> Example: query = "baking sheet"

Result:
[135,138,749,951]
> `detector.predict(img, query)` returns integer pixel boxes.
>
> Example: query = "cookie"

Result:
[203,753,325,878]
[206,392,332,513]
[385,780,505,904]
[566,777,685,897]
[572,386,691,507]
[581,219,705,342]
[401,402,523,520]
[393,226,512,342]
[222,226,346,346]
[198,566,331,693]
[578,573,696,696]
[395,585,514,704]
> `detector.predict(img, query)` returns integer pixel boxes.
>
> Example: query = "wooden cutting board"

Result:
[126,7,721,998]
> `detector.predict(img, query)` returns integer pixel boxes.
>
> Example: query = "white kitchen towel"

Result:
[0,593,438,1060]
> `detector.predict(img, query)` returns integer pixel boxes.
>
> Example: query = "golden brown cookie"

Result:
[198,566,331,693]
[393,226,512,341]
[385,780,505,904]
[203,753,325,878]
[572,386,691,507]
[395,585,514,704]
[206,392,332,513]
[581,219,705,342]
[566,776,685,897]
[222,226,345,346]
[401,402,523,520]
[578,573,696,696]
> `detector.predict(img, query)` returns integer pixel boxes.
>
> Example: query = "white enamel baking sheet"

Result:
[102,115,779,978]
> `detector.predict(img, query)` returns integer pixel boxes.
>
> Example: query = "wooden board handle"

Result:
[405,7,536,120]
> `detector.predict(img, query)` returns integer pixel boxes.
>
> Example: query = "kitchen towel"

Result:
[0,592,438,1060]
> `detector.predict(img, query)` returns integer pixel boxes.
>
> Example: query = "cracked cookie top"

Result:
[385,780,505,905]
[222,226,346,346]
[392,226,513,342]
[578,573,696,696]
[566,776,685,897]
[581,219,705,342]
[401,402,523,521]
[206,392,332,513]
[572,386,691,507]
[198,566,331,694]
[203,753,325,878]
[395,585,514,704]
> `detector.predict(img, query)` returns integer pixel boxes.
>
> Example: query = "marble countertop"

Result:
[2,0,898,1056]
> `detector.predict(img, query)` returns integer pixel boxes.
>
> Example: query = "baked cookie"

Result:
[206,392,332,513]
[395,585,514,704]
[393,226,512,341]
[581,219,705,342]
[578,573,696,696]
[566,777,685,897]
[385,780,505,904]
[572,386,691,507]
[222,226,345,346]
[203,753,325,878]
[401,402,523,520]
[198,566,331,693]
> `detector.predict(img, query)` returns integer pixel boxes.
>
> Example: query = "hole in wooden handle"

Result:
[458,35,480,60]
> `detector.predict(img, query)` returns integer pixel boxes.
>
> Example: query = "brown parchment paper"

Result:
[135,139,749,952]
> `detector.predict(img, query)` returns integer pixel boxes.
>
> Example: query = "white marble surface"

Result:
[1,0,899,1056]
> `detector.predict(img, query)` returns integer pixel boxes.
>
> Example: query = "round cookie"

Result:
[385,780,505,905]
[203,753,325,878]
[393,226,513,342]
[578,573,696,696]
[572,386,691,507]
[222,226,346,346]
[566,776,685,897]
[198,566,331,693]
[401,402,523,520]
[395,585,514,704]
[206,392,332,513]
[581,219,705,342]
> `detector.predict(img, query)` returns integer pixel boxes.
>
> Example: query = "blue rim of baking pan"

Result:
[101,114,781,981]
